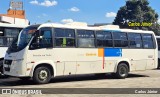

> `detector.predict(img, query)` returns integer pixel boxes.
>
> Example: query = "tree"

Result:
[113,0,160,35]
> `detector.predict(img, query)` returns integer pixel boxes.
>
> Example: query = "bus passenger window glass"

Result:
[77,30,94,38]
[55,28,75,47]
[128,33,142,48]
[55,38,75,47]
[0,38,3,46]
[1,37,14,47]
[86,30,95,38]
[96,31,113,47]
[39,30,53,48]
[0,31,4,46]
[103,40,113,47]
[65,29,75,38]
[55,28,64,37]
[55,38,62,46]
[113,32,128,47]
[5,28,19,37]
[1,28,21,47]
[113,32,120,39]
[142,34,154,49]
[78,38,95,48]
[157,39,160,50]
[77,30,95,48]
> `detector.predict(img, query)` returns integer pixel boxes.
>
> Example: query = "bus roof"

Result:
[120,29,154,34]
[38,23,100,30]
[37,23,154,34]
[156,36,160,38]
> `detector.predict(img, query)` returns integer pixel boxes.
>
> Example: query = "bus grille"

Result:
[4,67,10,71]
[4,60,12,72]
[4,60,12,65]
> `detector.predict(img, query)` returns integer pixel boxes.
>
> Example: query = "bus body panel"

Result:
[0,47,8,59]
[113,58,131,72]
[27,59,56,77]
[4,47,157,77]
[26,48,56,77]
[4,48,27,76]
[31,48,156,76]
[27,48,155,77]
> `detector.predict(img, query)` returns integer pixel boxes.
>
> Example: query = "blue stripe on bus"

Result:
[104,48,122,57]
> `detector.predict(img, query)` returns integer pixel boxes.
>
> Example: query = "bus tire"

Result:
[33,66,51,84]
[157,58,160,69]
[115,63,129,79]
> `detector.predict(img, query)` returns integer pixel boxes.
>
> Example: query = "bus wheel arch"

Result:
[114,61,130,79]
[118,61,130,72]
[33,63,54,84]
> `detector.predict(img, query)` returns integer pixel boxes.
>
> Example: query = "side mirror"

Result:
[34,30,39,37]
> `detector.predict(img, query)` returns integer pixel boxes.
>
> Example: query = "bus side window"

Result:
[157,39,160,50]
[142,34,154,49]
[39,29,53,48]
[0,31,3,46]
[128,33,143,48]
[29,28,53,49]
[112,32,128,47]
[77,30,95,48]
[4,28,20,47]
[55,28,75,47]
[96,31,113,47]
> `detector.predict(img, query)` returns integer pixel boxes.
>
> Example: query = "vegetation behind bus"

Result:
[113,0,160,35]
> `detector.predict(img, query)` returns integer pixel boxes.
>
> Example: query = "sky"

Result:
[0,0,159,25]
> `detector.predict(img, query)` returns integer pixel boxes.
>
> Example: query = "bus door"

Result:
[27,27,53,75]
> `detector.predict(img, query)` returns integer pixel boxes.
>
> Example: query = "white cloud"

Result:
[30,0,57,7]
[61,19,74,24]
[40,0,57,7]
[30,0,39,5]
[106,12,117,18]
[69,7,80,12]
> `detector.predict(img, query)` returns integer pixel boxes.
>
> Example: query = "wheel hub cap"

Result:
[120,67,126,77]
[39,70,48,80]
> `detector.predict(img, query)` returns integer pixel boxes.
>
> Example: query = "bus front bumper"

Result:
[3,59,27,77]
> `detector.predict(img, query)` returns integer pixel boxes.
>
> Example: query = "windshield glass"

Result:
[7,26,38,53]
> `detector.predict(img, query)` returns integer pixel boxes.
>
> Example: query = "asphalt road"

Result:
[0,69,160,97]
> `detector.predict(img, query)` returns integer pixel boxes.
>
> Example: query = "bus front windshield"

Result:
[7,27,37,53]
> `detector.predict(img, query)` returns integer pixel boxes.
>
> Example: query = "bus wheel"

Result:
[157,58,160,69]
[33,66,51,84]
[115,63,129,79]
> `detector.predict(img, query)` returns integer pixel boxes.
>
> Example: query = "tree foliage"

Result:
[113,0,160,35]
